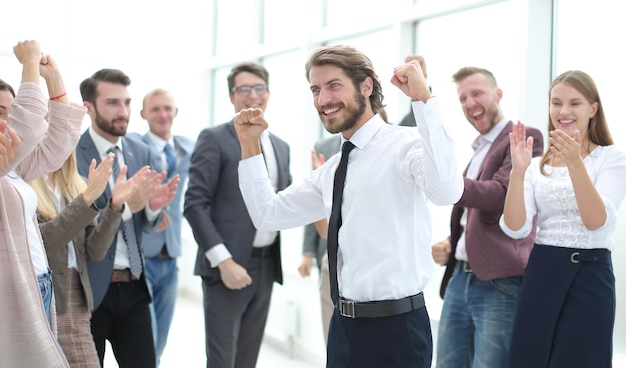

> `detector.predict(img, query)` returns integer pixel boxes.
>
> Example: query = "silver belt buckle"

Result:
[339,299,356,318]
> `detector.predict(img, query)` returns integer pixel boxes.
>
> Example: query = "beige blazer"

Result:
[0,83,85,367]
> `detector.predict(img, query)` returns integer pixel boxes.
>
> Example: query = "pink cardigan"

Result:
[0,83,85,367]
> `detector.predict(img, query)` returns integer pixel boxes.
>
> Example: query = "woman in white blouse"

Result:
[501,70,626,368]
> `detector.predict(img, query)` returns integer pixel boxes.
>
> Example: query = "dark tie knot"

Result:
[342,141,355,154]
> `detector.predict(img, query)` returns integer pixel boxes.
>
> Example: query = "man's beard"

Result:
[94,106,128,137]
[321,92,366,134]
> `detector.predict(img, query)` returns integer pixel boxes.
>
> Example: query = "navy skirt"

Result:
[508,244,615,368]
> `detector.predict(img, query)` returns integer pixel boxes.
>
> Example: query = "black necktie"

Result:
[108,147,143,278]
[163,143,176,178]
[327,141,355,305]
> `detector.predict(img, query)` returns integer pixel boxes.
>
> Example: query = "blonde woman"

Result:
[30,151,147,367]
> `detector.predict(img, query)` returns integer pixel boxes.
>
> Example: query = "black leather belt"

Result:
[458,260,472,272]
[251,245,275,258]
[336,292,425,318]
[111,269,138,282]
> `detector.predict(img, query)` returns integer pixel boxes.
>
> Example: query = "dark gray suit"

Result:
[76,131,162,367]
[184,121,291,368]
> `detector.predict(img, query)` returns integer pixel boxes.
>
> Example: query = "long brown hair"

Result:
[540,70,613,175]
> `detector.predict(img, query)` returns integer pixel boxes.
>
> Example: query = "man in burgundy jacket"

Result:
[431,66,543,368]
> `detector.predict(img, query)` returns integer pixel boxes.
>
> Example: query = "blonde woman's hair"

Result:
[30,151,88,221]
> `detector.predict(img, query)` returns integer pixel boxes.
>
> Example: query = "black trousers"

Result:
[326,305,432,368]
[91,278,155,368]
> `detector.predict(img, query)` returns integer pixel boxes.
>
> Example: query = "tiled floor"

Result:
[102,292,323,368]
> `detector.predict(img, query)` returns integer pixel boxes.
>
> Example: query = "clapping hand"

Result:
[549,129,582,166]
[82,155,114,205]
[148,173,180,211]
[0,120,20,169]
[125,166,155,213]
[509,121,534,175]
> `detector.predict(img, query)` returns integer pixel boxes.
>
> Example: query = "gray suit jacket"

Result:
[39,194,122,313]
[301,135,341,268]
[137,133,195,258]
[76,132,162,309]
[184,121,291,284]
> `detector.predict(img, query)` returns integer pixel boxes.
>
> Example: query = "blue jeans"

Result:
[145,256,178,365]
[37,268,54,328]
[436,264,522,368]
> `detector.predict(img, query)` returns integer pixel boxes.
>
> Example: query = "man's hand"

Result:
[404,55,428,79]
[233,108,267,159]
[126,167,156,213]
[391,58,431,103]
[311,148,327,170]
[111,165,150,212]
[218,258,253,290]
[431,239,451,265]
[156,210,171,232]
[298,254,314,277]
[148,174,180,211]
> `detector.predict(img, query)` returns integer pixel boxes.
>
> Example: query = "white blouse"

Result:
[500,145,626,250]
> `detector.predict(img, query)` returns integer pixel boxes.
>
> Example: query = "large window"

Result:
[414,0,527,316]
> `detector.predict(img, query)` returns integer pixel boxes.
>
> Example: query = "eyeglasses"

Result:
[231,84,268,96]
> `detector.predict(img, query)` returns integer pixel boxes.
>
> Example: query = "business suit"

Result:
[139,132,194,362]
[39,193,122,367]
[301,134,340,344]
[184,121,291,368]
[436,121,543,367]
[76,131,161,368]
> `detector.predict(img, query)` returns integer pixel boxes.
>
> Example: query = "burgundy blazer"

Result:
[439,121,544,298]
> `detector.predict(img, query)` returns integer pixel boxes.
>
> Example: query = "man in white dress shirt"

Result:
[234,45,463,367]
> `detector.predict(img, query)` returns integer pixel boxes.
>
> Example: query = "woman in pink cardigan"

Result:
[0,40,86,367]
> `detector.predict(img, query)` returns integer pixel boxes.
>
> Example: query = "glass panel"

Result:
[215,0,258,54]
[326,0,414,29]
[211,66,236,126]
[264,0,307,45]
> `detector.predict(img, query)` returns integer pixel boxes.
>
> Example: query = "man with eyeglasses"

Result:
[184,61,291,368]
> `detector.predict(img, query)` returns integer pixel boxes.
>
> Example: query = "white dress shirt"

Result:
[239,97,463,302]
[500,145,626,251]
[88,127,159,270]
